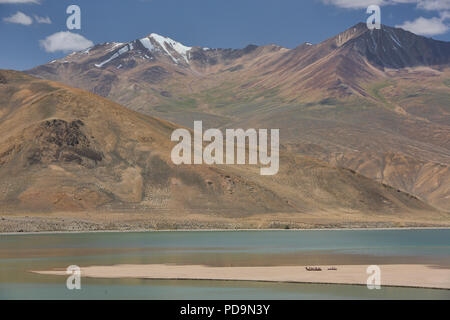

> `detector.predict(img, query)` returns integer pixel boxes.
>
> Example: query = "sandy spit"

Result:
[32,264,450,290]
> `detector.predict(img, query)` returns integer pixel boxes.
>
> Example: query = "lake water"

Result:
[0,229,449,299]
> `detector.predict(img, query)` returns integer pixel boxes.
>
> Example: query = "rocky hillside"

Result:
[26,23,450,211]
[0,70,437,219]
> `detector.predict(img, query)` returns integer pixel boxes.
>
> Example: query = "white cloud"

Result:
[0,0,40,3]
[322,0,387,9]
[322,0,450,10]
[3,11,32,25]
[396,16,449,35]
[39,31,94,53]
[34,15,51,24]
[417,0,450,10]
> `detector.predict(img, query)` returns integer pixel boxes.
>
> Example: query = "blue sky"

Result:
[1,0,449,70]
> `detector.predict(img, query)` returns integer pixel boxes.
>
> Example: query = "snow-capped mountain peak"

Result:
[147,33,192,63]
[93,33,193,68]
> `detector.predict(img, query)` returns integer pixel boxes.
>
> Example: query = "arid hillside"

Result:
[0,70,441,231]
[27,23,450,211]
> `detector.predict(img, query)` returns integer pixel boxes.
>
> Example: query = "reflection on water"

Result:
[2,279,449,300]
[1,229,449,299]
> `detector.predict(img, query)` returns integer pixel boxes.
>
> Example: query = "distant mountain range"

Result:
[29,23,450,101]
[25,23,450,212]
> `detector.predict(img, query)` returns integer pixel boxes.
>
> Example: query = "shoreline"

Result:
[32,264,450,290]
[3,226,450,236]
[133,278,450,291]
[2,210,449,234]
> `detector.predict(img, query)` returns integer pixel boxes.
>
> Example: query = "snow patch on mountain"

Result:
[106,42,125,53]
[388,30,402,48]
[149,33,191,63]
[139,37,155,51]
[95,43,132,68]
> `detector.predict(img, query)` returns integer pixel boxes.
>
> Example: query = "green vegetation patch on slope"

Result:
[443,78,450,87]
[368,80,396,110]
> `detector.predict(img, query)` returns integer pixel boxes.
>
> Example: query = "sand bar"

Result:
[33,264,450,289]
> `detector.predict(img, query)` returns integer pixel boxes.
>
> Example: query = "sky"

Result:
[1,0,450,70]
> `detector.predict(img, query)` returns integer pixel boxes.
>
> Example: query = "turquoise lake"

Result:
[0,229,449,299]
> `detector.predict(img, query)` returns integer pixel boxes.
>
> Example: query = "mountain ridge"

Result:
[26,23,450,211]
[1,69,438,222]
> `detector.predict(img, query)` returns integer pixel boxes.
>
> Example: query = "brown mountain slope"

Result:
[27,23,450,211]
[0,70,442,230]
[253,23,450,99]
